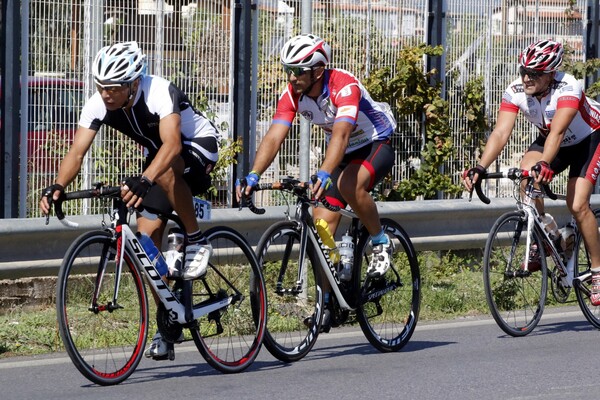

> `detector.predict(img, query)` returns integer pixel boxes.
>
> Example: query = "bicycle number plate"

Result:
[193,198,211,221]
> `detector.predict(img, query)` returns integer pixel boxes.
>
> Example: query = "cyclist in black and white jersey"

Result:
[39,41,220,358]
[463,39,600,305]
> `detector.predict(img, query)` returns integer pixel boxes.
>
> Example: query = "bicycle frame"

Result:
[284,189,360,312]
[519,183,577,287]
[98,198,233,325]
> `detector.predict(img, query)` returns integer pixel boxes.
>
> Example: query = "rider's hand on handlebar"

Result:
[531,160,554,184]
[462,164,486,192]
[235,171,261,203]
[40,183,65,216]
[310,170,332,200]
[122,175,153,209]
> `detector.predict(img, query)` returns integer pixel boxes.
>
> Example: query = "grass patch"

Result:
[0,250,578,358]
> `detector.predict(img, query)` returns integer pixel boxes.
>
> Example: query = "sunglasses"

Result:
[95,81,128,94]
[519,66,546,81]
[283,65,312,77]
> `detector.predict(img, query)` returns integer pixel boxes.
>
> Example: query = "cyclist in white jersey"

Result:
[463,39,600,305]
[39,41,220,357]
[236,34,397,331]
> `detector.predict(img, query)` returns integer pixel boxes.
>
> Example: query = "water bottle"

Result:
[164,228,184,278]
[338,233,354,281]
[137,233,168,276]
[315,218,340,264]
[560,223,576,261]
[540,213,560,242]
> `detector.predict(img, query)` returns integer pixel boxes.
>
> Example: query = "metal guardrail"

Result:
[2,196,599,280]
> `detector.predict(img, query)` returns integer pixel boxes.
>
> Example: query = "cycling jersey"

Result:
[272,69,396,153]
[79,75,219,162]
[499,71,600,146]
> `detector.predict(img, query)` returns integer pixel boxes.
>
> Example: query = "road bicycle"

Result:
[48,183,267,385]
[471,168,600,336]
[243,177,420,362]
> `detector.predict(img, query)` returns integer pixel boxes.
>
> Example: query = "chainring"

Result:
[550,267,571,303]
[156,303,184,343]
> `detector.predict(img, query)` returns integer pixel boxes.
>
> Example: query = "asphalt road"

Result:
[1,306,599,400]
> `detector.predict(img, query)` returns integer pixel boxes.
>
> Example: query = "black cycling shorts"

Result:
[528,130,600,185]
[141,135,219,216]
[325,139,395,208]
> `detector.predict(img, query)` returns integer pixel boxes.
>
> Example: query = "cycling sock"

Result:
[324,292,330,305]
[187,230,207,244]
[371,230,388,245]
[591,266,600,273]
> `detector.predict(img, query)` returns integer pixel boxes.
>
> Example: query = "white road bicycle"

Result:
[471,168,600,336]
[47,183,267,385]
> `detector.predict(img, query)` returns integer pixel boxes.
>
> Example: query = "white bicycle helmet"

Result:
[519,39,563,72]
[92,41,147,84]
[280,34,331,68]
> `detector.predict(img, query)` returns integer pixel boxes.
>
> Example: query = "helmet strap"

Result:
[121,81,137,109]
[303,67,325,96]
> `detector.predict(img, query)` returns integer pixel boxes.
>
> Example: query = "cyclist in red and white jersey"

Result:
[463,39,600,305]
[236,34,396,330]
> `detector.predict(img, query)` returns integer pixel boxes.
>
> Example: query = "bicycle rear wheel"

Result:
[355,218,420,352]
[483,211,547,337]
[189,226,267,373]
[56,230,148,386]
[574,209,600,329]
[256,220,323,362]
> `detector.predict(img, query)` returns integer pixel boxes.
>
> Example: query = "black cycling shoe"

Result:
[303,308,331,333]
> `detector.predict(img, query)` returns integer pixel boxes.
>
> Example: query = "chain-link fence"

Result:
[14,0,592,217]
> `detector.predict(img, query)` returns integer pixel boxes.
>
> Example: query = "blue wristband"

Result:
[245,172,260,188]
[315,170,332,191]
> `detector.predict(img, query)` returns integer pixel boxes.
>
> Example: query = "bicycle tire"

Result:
[56,230,148,386]
[483,211,548,337]
[189,226,267,373]
[256,220,324,362]
[355,218,420,352]
[574,208,600,329]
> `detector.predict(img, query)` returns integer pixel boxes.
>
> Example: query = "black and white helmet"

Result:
[280,34,331,68]
[92,41,147,84]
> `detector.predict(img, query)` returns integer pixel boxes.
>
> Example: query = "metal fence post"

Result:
[0,0,22,218]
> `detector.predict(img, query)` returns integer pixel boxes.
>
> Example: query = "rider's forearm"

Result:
[319,122,352,173]
[55,152,85,188]
[478,132,510,169]
[143,143,181,183]
[250,132,285,175]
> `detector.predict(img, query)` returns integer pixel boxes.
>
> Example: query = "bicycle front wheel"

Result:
[483,211,547,337]
[256,220,323,362]
[189,226,267,373]
[355,218,420,352]
[56,230,148,386]
[574,208,600,329]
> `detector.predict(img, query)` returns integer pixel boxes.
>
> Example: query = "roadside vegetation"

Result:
[0,250,576,358]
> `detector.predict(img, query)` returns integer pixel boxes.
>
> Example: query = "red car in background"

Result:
[0,76,85,164]
[26,76,85,171]
[1,76,85,216]
[1,75,85,172]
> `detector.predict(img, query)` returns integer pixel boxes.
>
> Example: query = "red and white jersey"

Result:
[500,71,600,146]
[272,68,396,153]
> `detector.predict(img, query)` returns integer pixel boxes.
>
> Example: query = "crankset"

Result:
[156,303,184,343]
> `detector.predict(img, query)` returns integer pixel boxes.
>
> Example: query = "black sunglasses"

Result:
[283,65,312,77]
[519,66,545,80]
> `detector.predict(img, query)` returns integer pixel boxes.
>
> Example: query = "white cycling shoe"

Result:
[144,332,183,360]
[182,242,213,280]
[367,235,393,278]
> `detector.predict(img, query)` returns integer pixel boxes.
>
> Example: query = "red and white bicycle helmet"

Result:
[519,39,564,72]
[92,41,147,84]
[280,34,331,67]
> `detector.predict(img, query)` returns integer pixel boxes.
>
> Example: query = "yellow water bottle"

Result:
[315,218,340,264]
